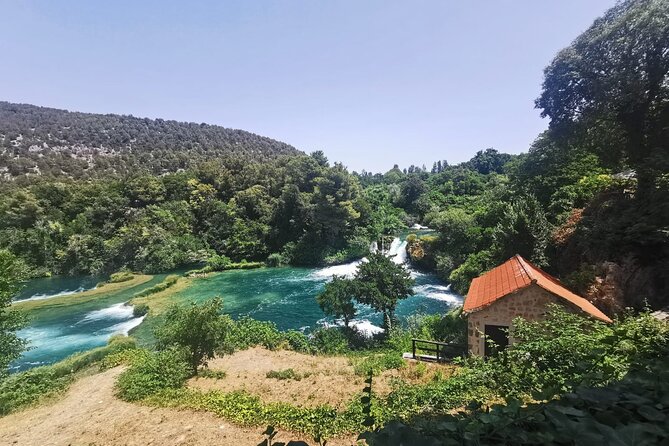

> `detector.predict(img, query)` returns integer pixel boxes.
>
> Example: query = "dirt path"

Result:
[0,368,335,446]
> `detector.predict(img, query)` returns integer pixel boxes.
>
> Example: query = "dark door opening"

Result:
[484,325,509,357]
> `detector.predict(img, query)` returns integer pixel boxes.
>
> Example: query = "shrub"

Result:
[116,347,191,401]
[281,330,313,353]
[199,369,227,379]
[310,327,350,354]
[155,298,225,374]
[207,254,232,271]
[108,271,134,283]
[266,253,287,267]
[224,316,285,351]
[133,303,149,317]
[132,275,178,298]
[353,353,405,376]
[266,368,306,381]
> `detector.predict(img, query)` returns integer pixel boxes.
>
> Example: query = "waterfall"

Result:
[386,237,408,265]
[369,240,378,254]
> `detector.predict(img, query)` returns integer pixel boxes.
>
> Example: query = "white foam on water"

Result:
[415,283,461,304]
[79,302,134,323]
[16,286,91,302]
[317,317,384,337]
[311,258,366,279]
[104,315,146,335]
[349,319,384,336]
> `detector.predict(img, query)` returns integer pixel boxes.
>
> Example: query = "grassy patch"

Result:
[199,369,227,379]
[108,271,135,283]
[352,352,405,376]
[131,275,179,299]
[145,387,366,440]
[266,368,310,381]
[128,275,193,315]
[13,274,153,313]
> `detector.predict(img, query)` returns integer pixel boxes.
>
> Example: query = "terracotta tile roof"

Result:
[463,254,612,323]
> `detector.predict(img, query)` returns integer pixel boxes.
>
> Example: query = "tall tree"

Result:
[316,275,357,328]
[353,253,414,331]
[537,0,669,182]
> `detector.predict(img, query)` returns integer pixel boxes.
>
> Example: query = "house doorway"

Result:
[484,325,509,357]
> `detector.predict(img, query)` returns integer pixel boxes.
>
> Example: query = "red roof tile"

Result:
[463,254,612,323]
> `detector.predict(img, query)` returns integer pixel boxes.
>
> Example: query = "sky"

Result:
[0,0,616,173]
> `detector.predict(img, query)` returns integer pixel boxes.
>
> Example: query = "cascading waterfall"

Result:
[386,237,408,264]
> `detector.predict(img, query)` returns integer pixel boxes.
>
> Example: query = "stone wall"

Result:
[466,284,566,357]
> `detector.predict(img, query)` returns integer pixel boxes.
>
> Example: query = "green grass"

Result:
[199,369,227,379]
[265,368,310,381]
[351,352,406,376]
[145,387,366,440]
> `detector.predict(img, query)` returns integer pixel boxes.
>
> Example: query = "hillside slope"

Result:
[0,101,300,179]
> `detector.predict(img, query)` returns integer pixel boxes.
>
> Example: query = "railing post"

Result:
[412,339,416,360]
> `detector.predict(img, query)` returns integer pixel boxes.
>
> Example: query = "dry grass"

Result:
[189,347,458,409]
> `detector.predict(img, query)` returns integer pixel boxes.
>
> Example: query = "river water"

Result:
[12,235,461,371]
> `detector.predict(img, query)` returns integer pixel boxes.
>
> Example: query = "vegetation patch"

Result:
[198,369,227,379]
[107,271,135,283]
[352,353,405,377]
[145,387,367,441]
[265,368,310,381]
[131,275,179,299]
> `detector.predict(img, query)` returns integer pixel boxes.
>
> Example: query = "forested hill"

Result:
[0,101,300,179]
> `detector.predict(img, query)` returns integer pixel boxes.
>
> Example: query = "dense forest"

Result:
[0,101,298,179]
[1,0,668,314]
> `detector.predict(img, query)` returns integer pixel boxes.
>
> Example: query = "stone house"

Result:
[463,254,612,357]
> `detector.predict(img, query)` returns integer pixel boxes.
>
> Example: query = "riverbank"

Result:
[12,274,153,313]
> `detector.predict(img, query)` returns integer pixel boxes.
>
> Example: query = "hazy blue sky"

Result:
[0,0,615,172]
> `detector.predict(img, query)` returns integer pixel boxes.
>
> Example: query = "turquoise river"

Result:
[12,236,461,371]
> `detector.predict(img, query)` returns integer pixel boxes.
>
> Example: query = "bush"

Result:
[132,275,178,298]
[199,369,227,379]
[266,368,307,381]
[353,353,405,376]
[108,271,134,283]
[225,316,285,351]
[155,298,225,374]
[310,327,350,354]
[116,347,191,401]
[266,253,287,267]
[133,303,149,317]
[207,254,232,271]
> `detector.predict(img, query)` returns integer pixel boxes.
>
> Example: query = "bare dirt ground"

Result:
[0,348,455,446]
[0,367,338,446]
[190,347,456,409]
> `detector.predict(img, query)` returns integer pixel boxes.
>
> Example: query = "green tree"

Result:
[537,0,669,180]
[316,275,356,328]
[353,253,414,331]
[0,250,28,378]
[154,297,225,375]
[492,195,551,266]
